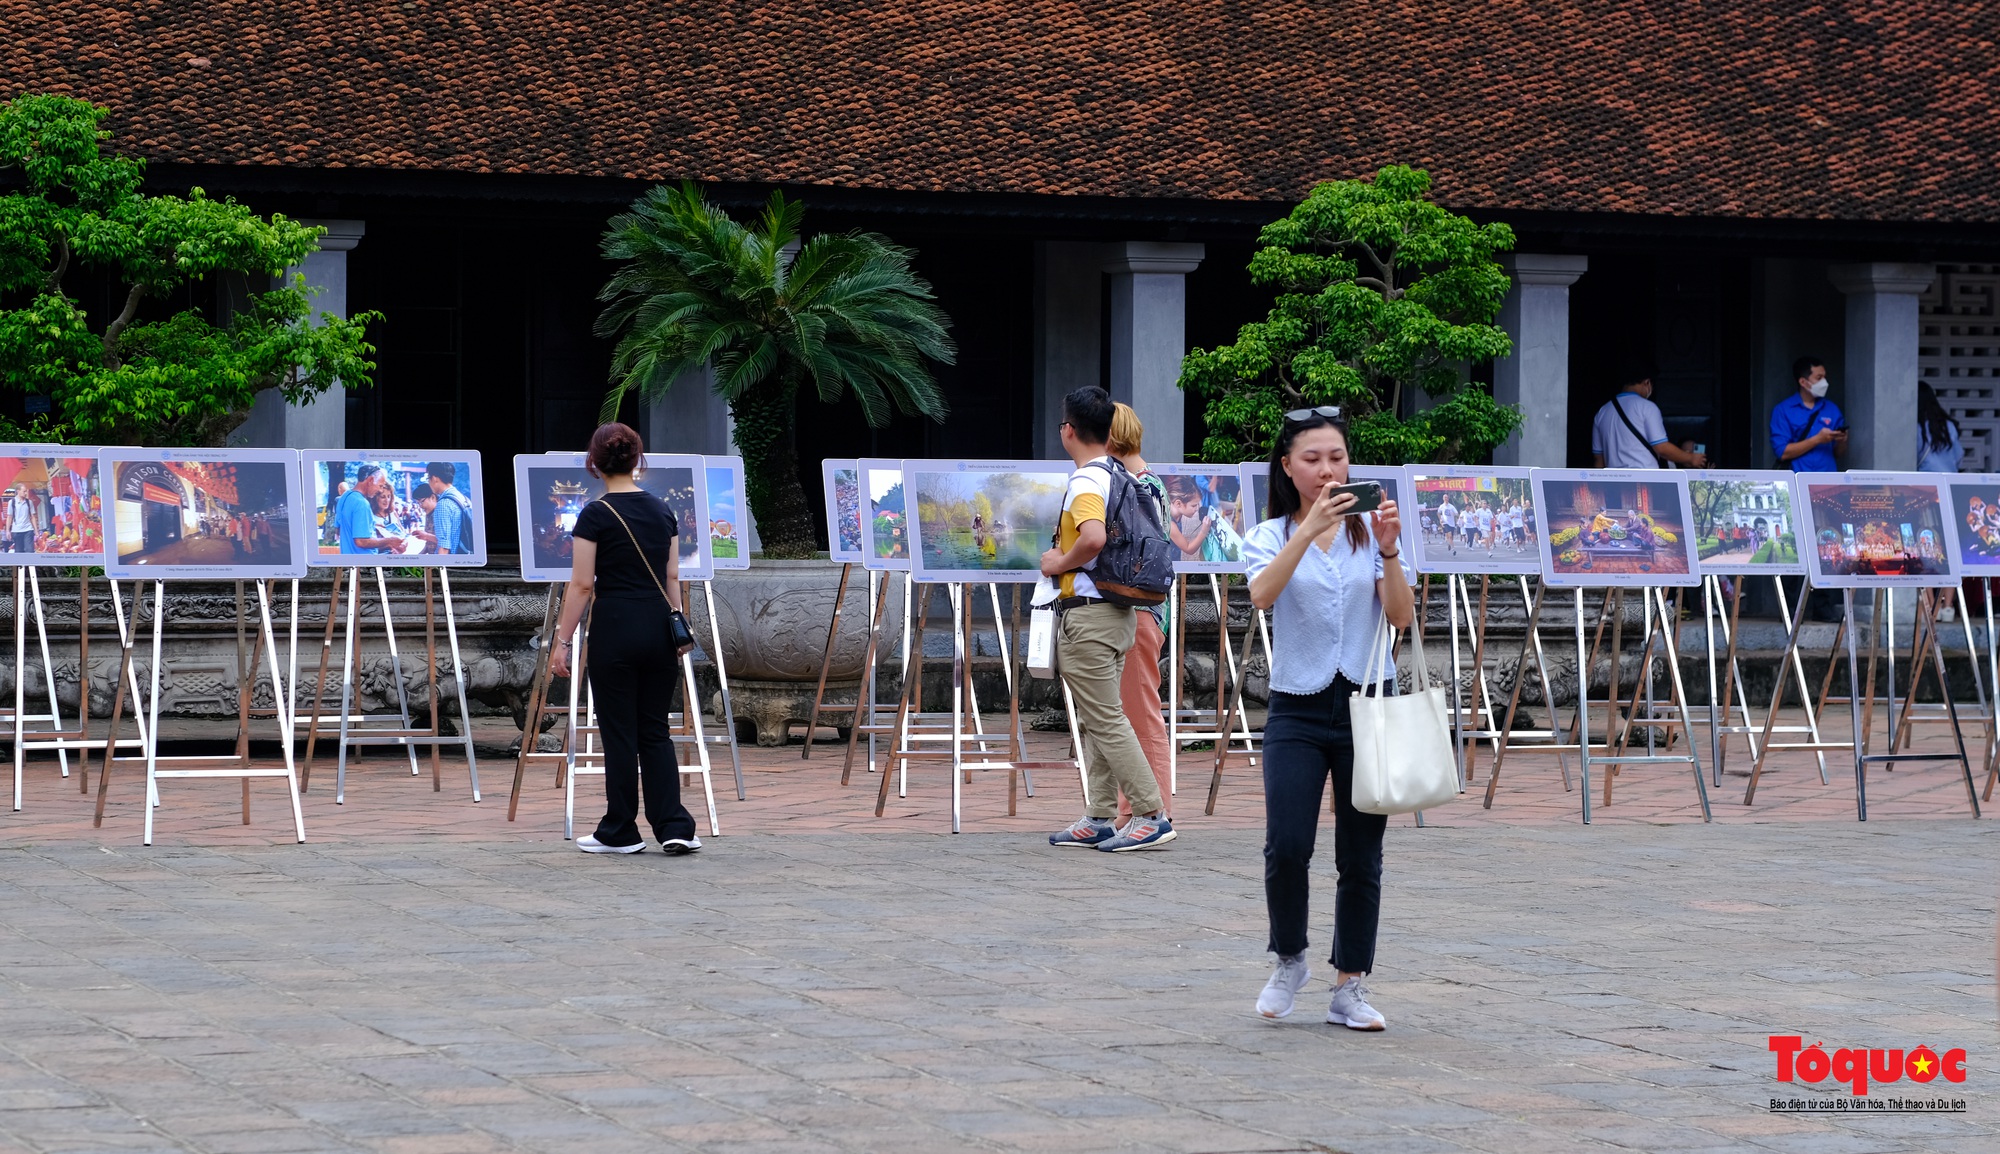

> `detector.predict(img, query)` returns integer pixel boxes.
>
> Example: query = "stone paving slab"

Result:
[0,820,1994,1153]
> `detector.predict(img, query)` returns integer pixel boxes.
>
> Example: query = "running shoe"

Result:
[1256,955,1312,1019]
[1049,815,1116,848]
[1098,813,1176,851]
[1326,976,1386,1030]
[660,836,702,855]
[576,835,645,854]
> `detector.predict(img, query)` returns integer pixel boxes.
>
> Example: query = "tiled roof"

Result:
[6,2,1997,223]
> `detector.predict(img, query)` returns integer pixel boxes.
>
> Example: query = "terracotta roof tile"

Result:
[3,1,1996,222]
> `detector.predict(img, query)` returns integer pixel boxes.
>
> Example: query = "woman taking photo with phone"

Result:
[1242,406,1413,1026]
[547,422,701,855]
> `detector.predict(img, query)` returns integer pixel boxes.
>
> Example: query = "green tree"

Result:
[1690,479,1753,542]
[0,94,378,445]
[1179,166,1520,465]
[596,183,955,558]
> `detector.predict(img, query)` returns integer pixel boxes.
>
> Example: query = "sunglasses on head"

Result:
[1283,405,1344,425]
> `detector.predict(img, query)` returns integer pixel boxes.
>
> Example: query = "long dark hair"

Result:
[1919,382,1957,455]
[1267,413,1368,551]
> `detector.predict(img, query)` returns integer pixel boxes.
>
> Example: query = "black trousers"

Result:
[1261,677,1387,972]
[586,597,696,846]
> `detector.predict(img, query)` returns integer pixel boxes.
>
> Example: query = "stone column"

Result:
[1104,242,1203,463]
[1492,254,1587,468]
[1031,241,1103,461]
[1828,263,1935,471]
[233,219,363,448]
[640,364,760,552]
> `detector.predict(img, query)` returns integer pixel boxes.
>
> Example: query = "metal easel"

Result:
[1165,573,1258,797]
[1833,586,1980,820]
[682,577,746,800]
[301,567,480,803]
[1566,584,1712,822]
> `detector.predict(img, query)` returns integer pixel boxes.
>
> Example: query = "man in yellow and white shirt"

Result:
[1039,386,1173,852]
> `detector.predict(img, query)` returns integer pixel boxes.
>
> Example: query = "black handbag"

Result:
[597,498,696,651]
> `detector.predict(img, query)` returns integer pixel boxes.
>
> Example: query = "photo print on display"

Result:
[0,446,106,566]
[512,453,710,583]
[904,460,1071,584]
[820,459,865,563]
[857,458,910,571]
[705,456,750,570]
[303,452,486,567]
[1407,466,1540,576]
[101,448,309,580]
[1531,468,1702,588]
[1793,472,1961,589]
[1151,463,1251,574]
[1945,476,2000,574]
[1685,470,1805,576]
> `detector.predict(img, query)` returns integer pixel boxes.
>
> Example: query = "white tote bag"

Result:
[1349,614,1458,815]
[1026,577,1059,679]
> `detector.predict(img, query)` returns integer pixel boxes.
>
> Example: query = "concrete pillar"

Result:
[1828,263,1935,471]
[1492,254,1587,468]
[233,219,363,449]
[639,364,760,552]
[1031,242,1103,461]
[1104,242,1203,463]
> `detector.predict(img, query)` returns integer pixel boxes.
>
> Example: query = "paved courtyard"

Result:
[2,716,1997,1153]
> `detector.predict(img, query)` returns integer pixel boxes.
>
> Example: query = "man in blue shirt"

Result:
[423,461,474,555]
[335,464,402,554]
[1770,355,1848,472]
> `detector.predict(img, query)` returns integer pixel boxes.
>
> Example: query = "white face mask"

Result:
[1808,377,1830,399]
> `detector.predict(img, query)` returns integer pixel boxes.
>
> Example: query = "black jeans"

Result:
[586,597,696,846]
[1262,677,1388,972]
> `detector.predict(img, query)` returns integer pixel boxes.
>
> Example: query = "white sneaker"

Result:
[1326,976,1386,1030]
[1256,955,1312,1019]
[660,836,702,855]
[576,835,645,854]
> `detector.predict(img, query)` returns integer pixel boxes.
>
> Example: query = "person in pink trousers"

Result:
[1107,403,1174,822]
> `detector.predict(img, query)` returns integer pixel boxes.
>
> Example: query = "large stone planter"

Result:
[682,560,905,745]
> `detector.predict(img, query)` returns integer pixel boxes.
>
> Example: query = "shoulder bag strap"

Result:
[1610,394,1653,459]
[596,499,677,611]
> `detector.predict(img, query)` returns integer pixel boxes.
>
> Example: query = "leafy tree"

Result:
[1690,479,1753,543]
[1179,166,1521,465]
[596,183,955,558]
[0,93,378,445]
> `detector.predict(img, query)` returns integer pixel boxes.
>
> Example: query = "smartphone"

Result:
[1325,480,1384,514]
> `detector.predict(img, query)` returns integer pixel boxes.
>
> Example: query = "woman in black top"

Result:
[547,423,700,854]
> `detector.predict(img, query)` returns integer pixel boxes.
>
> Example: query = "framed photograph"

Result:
[1407,466,1540,576]
[1686,470,1804,576]
[1532,469,1701,588]
[303,452,486,567]
[704,456,750,571]
[905,459,1069,584]
[1240,462,1280,527]
[821,459,865,563]
[0,447,106,566]
[1946,476,2000,575]
[858,458,910,572]
[1152,463,1251,573]
[101,448,308,580]
[1794,472,1960,589]
[513,453,710,583]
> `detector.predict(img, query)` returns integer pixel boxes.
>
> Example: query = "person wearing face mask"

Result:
[1770,355,1847,473]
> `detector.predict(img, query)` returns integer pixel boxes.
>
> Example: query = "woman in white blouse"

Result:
[1242,407,1414,1027]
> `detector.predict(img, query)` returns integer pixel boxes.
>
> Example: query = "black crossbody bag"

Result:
[597,499,696,651]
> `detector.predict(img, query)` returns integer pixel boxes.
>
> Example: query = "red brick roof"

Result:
[6,1,1997,223]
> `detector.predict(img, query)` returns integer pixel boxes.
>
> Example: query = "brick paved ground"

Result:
[2,708,1996,1153]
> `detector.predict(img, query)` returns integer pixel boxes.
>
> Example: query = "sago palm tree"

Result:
[596,183,954,557]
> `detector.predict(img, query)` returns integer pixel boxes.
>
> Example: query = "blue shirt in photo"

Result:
[335,487,379,554]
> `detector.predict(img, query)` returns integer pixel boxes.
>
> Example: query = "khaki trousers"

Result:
[1057,601,1165,819]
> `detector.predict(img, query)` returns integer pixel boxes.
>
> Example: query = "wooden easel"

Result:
[92,580,304,843]
[299,567,480,803]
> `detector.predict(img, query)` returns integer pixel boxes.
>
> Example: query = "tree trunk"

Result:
[730,382,818,558]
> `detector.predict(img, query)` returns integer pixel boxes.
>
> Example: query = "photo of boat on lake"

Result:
[907,460,1069,583]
